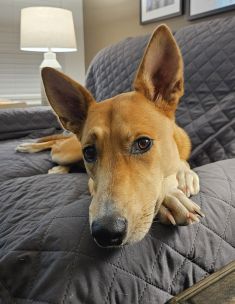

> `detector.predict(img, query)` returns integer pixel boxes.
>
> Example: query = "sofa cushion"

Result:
[0,159,235,303]
[0,106,60,140]
[0,107,62,182]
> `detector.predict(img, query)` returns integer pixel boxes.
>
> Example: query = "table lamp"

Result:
[20,7,77,105]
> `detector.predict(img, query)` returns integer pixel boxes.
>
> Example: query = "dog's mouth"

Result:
[93,239,129,249]
[92,228,152,248]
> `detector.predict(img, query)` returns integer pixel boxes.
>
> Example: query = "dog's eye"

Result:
[83,146,97,163]
[131,137,153,154]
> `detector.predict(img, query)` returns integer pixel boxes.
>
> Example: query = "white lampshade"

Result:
[20,7,77,52]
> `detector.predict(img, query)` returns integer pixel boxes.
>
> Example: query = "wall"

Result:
[84,0,235,69]
[0,0,85,104]
[60,0,85,84]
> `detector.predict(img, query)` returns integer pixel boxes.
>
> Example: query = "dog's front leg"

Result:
[48,165,70,174]
[157,174,204,226]
[177,160,200,197]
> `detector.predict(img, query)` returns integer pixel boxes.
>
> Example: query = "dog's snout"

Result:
[91,216,127,247]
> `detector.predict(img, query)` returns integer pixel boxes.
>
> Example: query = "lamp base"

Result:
[40,52,62,106]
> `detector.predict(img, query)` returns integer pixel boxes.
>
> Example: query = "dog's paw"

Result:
[15,143,35,153]
[48,165,69,174]
[158,188,204,226]
[177,168,200,197]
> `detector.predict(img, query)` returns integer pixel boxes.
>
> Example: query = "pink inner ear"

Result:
[51,84,89,121]
[146,35,181,97]
[132,25,184,117]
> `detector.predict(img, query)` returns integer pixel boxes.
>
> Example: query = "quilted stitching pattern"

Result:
[175,17,235,167]
[86,36,149,102]
[85,17,235,168]
[0,160,235,303]
[0,136,57,182]
[0,17,235,304]
[0,106,61,140]
[0,107,62,181]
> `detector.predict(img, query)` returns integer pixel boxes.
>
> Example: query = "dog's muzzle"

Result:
[91,215,127,247]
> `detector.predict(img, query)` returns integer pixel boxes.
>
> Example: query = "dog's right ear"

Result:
[41,67,95,135]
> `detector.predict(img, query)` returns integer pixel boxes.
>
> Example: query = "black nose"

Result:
[91,216,127,247]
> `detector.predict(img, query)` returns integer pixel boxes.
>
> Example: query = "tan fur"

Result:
[50,135,82,165]
[17,25,202,245]
[173,125,191,161]
[37,133,72,143]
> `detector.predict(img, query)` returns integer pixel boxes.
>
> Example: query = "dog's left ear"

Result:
[133,25,184,117]
[41,67,95,135]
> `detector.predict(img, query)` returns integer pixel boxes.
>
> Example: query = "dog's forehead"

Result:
[83,91,170,140]
[88,92,161,122]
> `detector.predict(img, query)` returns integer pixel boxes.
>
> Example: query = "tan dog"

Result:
[16,25,204,247]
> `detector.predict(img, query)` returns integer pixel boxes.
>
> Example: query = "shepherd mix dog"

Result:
[16,25,204,247]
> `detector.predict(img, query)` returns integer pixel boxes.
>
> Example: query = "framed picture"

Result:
[140,0,182,24]
[187,0,235,20]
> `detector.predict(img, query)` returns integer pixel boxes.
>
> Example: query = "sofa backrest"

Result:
[175,17,235,167]
[85,17,235,167]
[86,35,149,101]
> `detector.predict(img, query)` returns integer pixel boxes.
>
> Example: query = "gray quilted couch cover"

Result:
[86,16,235,168]
[0,17,235,304]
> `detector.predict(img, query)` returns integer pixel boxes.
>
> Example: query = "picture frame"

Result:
[140,0,183,24]
[187,0,235,20]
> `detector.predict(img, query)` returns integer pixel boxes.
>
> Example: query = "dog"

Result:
[16,25,204,248]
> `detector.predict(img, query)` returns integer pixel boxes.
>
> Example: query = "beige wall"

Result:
[84,0,235,69]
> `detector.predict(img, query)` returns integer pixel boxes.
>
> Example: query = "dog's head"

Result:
[42,25,184,247]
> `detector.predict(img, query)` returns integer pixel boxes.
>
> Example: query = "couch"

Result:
[0,16,235,304]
